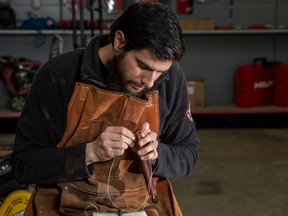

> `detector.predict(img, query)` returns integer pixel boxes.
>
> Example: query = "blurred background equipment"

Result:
[49,34,64,59]
[0,56,41,112]
[0,2,16,29]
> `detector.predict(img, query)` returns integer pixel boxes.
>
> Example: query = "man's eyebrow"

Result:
[136,58,153,70]
[136,57,166,73]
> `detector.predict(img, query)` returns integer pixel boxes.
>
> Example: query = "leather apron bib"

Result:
[25,82,182,216]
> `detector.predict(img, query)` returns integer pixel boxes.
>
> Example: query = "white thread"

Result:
[107,156,150,212]
[85,202,99,216]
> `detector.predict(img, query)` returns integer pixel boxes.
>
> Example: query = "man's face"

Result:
[108,48,172,98]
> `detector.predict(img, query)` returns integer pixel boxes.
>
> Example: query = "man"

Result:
[11,2,199,216]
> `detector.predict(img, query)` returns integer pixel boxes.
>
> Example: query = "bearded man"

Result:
[11,2,199,216]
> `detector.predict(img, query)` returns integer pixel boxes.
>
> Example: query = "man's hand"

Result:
[86,126,135,165]
[135,122,159,165]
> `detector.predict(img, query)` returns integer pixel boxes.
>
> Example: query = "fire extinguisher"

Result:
[177,0,193,14]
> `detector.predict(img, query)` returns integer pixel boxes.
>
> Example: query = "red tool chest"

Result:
[274,64,288,106]
[235,58,276,107]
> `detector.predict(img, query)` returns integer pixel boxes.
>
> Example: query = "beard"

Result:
[105,51,150,99]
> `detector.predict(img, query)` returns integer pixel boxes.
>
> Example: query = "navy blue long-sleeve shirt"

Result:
[11,34,199,184]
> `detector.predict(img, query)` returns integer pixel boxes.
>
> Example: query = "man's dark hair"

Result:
[109,2,185,61]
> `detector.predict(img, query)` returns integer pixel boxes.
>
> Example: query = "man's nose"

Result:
[142,71,157,88]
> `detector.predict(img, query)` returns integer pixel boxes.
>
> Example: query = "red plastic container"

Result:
[177,0,191,14]
[274,64,288,106]
[235,58,276,107]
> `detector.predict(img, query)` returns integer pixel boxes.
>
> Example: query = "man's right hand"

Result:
[86,126,135,165]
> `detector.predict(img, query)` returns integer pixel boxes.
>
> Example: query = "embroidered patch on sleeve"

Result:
[186,101,194,122]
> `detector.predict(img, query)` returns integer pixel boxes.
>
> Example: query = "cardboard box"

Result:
[187,79,205,107]
[180,19,214,30]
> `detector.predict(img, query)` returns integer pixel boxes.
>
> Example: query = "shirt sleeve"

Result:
[154,63,199,178]
[11,60,91,185]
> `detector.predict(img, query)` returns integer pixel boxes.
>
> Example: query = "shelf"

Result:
[1,29,288,36]
[1,105,288,120]
[0,29,108,35]
[183,29,288,35]
[191,104,288,115]
[0,109,20,119]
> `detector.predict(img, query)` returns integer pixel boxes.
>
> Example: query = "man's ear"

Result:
[114,30,126,50]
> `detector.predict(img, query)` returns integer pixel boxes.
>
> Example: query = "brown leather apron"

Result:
[25,82,182,216]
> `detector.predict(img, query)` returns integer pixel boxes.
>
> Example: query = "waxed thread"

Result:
[85,202,99,215]
[107,156,150,212]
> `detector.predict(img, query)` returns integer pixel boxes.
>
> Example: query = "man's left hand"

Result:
[134,122,158,165]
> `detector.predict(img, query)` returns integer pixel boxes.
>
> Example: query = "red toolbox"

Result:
[235,58,276,107]
[274,64,288,106]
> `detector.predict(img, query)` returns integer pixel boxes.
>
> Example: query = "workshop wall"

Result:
[0,0,288,107]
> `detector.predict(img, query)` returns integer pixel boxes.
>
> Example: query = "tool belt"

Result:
[24,82,182,216]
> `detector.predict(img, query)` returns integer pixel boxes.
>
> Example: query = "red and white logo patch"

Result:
[186,101,194,122]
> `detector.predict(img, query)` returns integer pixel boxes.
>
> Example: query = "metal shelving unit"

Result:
[1,28,288,117]
[191,104,288,115]
[1,29,288,36]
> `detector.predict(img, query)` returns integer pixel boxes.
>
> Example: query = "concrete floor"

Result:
[170,128,288,216]
[1,128,288,215]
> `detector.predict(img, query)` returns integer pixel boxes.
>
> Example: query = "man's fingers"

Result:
[140,122,151,137]
[137,141,158,161]
[137,131,157,148]
[102,133,133,148]
[90,126,136,162]
[106,126,135,140]
[108,126,135,144]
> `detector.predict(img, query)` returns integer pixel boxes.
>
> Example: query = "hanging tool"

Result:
[228,0,234,27]
[71,0,86,49]
[31,0,42,9]
[49,34,64,59]
[88,0,104,37]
